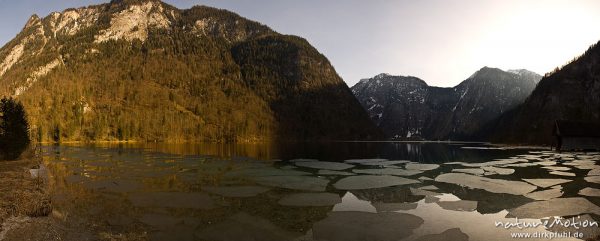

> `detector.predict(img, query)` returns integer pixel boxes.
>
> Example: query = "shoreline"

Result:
[0,151,53,240]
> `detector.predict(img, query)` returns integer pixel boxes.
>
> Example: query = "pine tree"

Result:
[0,98,31,160]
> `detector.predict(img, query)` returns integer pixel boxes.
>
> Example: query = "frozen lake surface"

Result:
[42,143,600,241]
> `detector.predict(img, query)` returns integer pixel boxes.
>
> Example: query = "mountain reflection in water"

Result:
[42,143,600,241]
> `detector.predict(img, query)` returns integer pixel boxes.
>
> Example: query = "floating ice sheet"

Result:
[359,160,411,166]
[418,176,433,181]
[333,175,419,190]
[405,163,440,171]
[501,163,538,168]
[344,159,388,164]
[288,158,318,162]
[524,188,563,200]
[435,173,537,195]
[452,168,484,175]
[252,176,329,192]
[588,169,600,176]
[450,159,524,168]
[353,168,423,176]
[508,197,600,218]
[420,185,438,191]
[482,166,515,175]
[579,187,600,197]
[522,178,572,188]
[541,166,571,171]
[277,193,341,207]
[550,171,576,177]
[294,161,355,171]
[436,200,477,211]
[317,170,355,176]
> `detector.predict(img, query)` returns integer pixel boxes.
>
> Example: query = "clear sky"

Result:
[1,0,600,87]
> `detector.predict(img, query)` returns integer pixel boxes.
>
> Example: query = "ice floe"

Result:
[436,200,477,211]
[481,166,515,175]
[524,187,563,200]
[252,176,329,192]
[278,193,341,206]
[522,178,572,188]
[550,171,576,177]
[508,197,600,218]
[435,173,537,195]
[579,187,600,197]
[448,159,524,168]
[588,169,600,176]
[452,168,485,175]
[501,163,538,168]
[359,160,411,166]
[344,159,388,164]
[294,161,355,171]
[288,158,318,162]
[405,163,440,171]
[420,185,439,191]
[418,176,433,181]
[317,170,355,176]
[352,168,423,176]
[541,166,571,171]
[333,175,419,190]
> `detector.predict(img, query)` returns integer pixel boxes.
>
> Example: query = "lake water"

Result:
[41,142,600,241]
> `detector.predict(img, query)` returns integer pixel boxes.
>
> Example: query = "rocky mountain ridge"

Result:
[0,0,380,142]
[351,67,541,140]
[491,41,600,144]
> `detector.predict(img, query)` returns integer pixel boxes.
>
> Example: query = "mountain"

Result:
[0,0,380,142]
[491,41,600,145]
[351,67,541,140]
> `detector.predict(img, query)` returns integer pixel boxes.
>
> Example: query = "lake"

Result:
[41,142,600,241]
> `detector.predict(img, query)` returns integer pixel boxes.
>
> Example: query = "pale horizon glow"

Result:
[1,0,600,87]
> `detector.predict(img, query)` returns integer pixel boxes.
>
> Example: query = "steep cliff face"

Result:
[492,41,600,145]
[0,0,380,142]
[351,68,541,140]
[351,74,431,139]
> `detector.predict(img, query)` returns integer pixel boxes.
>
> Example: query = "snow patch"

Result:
[452,87,469,111]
